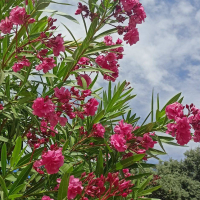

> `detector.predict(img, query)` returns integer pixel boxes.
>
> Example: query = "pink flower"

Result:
[92,123,105,138]
[68,175,83,200]
[121,0,139,12]
[32,97,55,118]
[175,117,191,145]
[104,35,113,46]
[137,149,146,154]
[82,89,91,98]
[114,120,133,140]
[134,5,146,24]
[142,133,157,150]
[41,148,64,174]
[75,8,82,15]
[193,131,200,142]
[166,123,177,137]
[54,87,71,103]
[84,98,99,116]
[123,28,139,45]
[53,35,65,56]
[0,104,3,110]
[165,102,184,120]
[42,196,54,200]
[78,57,90,65]
[12,58,31,72]
[110,134,127,152]
[77,74,92,88]
[35,57,56,73]
[116,38,123,44]
[0,17,13,34]
[9,6,26,25]
[95,55,106,66]
[105,53,117,62]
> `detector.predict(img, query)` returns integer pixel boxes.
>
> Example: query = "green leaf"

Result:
[17,148,43,167]
[161,92,182,112]
[113,154,145,170]
[80,76,87,90]
[95,149,104,177]
[1,144,7,176]
[43,73,58,78]
[84,44,121,55]
[10,184,25,195]
[57,172,70,200]
[0,175,8,197]
[0,136,8,142]
[10,136,22,167]
[9,163,33,195]
[93,28,117,40]
[0,70,5,85]
[138,185,161,196]
[138,175,153,193]
[36,0,51,11]
[126,173,151,180]
[92,110,105,124]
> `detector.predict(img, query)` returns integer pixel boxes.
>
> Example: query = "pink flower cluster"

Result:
[110,120,157,161]
[32,87,98,127]
[68,176,83,200]
[12,57,31,72]
[92,123,105,138]
[166,102,200,145]
[7,15,64,73]
[0,6,35,34]
[114,0,146,45]
[33,147,64,174]
[110,120,133,152]
[95,36,124,81]
[41,196,54,200]
[80,172,133,199]
[77,74,92,88]
[75,3,89,18]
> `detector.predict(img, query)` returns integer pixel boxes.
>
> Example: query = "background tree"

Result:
[149,147,200,200]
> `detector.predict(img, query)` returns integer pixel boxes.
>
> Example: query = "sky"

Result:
[48,0,200,162]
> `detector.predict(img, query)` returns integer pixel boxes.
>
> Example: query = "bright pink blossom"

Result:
[68,175,83,200]
[78,57,90,65]
[92,123,105,138]
[12,58,31,72]
[42,196,54,200]
[123,28,139,45]
[142,133,157,150]
[165,102,184,120]
[32,97,55,118]
[175,117,191,145]
[52,35,65,56]
[54,87,71,103]
[0,104,3,110]
[134,5,146,24]
[41,148,64,174]
[0,17,13,34]
[35,57,56,73]
[9,6,26,25]
[105,53,117,62]
[110,134,127,152]
[104,35,113,46]
[114,120,133,140]
[84,98,99,116]
[77,74,92,88]
[95,55,106,66]
[121,0,139,12]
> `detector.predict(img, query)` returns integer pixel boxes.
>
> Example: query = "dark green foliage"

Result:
[149,147,200,200]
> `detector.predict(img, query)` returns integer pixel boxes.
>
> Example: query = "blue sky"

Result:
[49,0,200,162]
